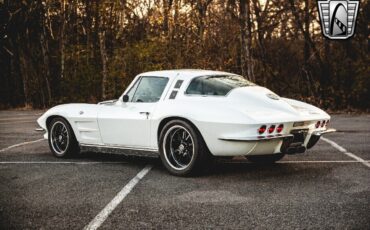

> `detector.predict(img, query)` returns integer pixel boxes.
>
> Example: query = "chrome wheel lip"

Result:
[50,121,69,156]
[163,125,195,171]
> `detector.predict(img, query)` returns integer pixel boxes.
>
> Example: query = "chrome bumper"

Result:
[35,127,45,132]
[312,128,336,136]
[307,128,336,149]
[219,134,294,142]
[219,128,336,143]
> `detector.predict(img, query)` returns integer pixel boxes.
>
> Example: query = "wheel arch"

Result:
[157,116,212,154]
[46,115,80,142]
[46,115,74,135]
[46,115,65,130]
[46,115,80,157]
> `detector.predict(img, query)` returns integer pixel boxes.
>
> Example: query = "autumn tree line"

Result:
[0,0,369,110]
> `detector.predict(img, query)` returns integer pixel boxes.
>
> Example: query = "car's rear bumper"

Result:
[212,128,336,157]
[312,128,336,136]
[307,128,336,149]
[219,134,293,142]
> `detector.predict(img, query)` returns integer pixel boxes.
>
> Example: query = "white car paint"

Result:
[37,69,333,156]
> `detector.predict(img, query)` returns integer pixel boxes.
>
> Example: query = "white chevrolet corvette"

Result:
[37,70,335,176]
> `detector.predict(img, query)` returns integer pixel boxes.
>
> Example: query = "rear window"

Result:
[185,75,255,96]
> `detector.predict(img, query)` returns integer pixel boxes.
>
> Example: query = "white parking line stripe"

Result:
[84,164,153,230]
[0,161,128,164]
[0,139,45,153]
[321,137,370,168]
[0,117,37,121]
[0,121,36,125]
[0,113,42,117]
[1,160,370,165]
[279,160,369,163]
[225,160,370,164]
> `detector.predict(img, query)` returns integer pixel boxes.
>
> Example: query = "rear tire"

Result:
[48,117,79,158]
[159,120,211,176]
[246,153,285,164]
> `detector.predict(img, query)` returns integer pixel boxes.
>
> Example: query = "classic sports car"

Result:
[37,70,335,176]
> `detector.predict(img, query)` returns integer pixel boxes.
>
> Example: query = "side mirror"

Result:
[122,95,129,102]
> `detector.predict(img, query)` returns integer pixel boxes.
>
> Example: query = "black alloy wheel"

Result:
[48,117,79,157]
[159,120,211,176]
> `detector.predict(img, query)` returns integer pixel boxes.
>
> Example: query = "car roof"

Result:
[139,69,236,78]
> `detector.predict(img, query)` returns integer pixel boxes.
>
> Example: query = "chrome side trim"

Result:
[77,127,99,132]
[35,128,45,132]
[219,134,294,142]
[79,143,159,158]
[98,99,118,105]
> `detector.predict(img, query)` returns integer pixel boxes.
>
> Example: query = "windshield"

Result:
[185,75,255,96]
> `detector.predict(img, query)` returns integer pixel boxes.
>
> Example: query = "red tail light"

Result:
[258,125,266,134]
[276,124,284,133]
[268,125,276,134]
[315,121,321,128]
[321,120,326,127]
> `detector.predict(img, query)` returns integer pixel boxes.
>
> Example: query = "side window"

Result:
[126,78,141,101]
[186,77,204,95]
[131,77,169,103]
[186,77,233,96]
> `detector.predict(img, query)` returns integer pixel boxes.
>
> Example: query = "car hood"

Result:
[226,86,330,123]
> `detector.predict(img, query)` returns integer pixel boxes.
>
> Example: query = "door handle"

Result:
[139,112,150,119]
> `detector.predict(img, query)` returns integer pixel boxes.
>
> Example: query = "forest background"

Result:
[0,0,369,111]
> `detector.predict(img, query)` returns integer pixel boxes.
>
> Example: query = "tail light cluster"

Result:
[276,124,284,133]
[258,124,284,135]
[268,125,276,134]
[315,120,330,128]
[258,125,266,134]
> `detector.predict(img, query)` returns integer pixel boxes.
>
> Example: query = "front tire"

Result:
[246,153,285,164]
[159,120,210,176]
[48,117,79,158]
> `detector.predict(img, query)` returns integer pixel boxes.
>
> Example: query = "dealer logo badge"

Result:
[318,0,359,40]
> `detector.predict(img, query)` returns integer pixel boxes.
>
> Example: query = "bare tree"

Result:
[288,0,329,100]
[0,0,368,110]
[194,0,212,41]
[239,0,254,81]
[98,2,108,100]
[162,0,173,34]
[60,0,66,79]
[40,0,52,105]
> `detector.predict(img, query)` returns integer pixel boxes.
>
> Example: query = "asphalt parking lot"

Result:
[0,110,369,229]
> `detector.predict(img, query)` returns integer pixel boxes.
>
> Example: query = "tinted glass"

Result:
[186,75,255,96]
[126,78,140,101]
[131,77,169,102]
